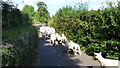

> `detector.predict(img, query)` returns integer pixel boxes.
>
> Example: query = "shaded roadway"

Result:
[33,36,101,68]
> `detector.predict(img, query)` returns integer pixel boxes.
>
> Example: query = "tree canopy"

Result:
[36,1,50,23]
[21,1,50,24]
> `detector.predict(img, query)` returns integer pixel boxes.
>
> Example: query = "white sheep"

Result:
[65,40,81,55]
[40,26,55,39]
[46,27,55,37]
[50,32,56,46]
[41,31,48,39]
[94,52,120,68]
[39,26,46,34]
[69,41,81,55]
[39,26,47,39]
[65,41,73,53]
[61,34,67,44]
[56,33,62,45]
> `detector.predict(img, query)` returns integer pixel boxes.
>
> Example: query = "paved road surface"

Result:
[34,36,101,68]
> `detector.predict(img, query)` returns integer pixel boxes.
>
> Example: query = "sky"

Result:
[3,0,120,17]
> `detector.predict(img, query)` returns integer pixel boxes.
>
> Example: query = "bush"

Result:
[1,1,39,66]
[2,25,39,66]
[49,3,120,60]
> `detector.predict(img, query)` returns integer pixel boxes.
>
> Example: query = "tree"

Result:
[21,5,35,17]
[21,5,35,23]
[1,1,24,29]
[36,1,50,23]
[37,1,47,11]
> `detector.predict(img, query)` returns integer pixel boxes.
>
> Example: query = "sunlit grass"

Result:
[2,25,35,39]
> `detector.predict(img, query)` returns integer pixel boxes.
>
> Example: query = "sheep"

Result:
[41,31,48,40]
[94,52,120,68]
[39,26,47,39]
[50,32,56,46]
[65,40,81,55]
[45,27,55,37]
[65,41,77,55]
[65,41,74,54]
[55,33,62,45]
[61,34,67,44]
[69,41,81,55]
[39,26,46,35]
[40,26,55,39]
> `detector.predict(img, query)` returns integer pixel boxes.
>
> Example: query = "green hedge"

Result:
[2,25,39,66]
[49,5,120,60]
[1,1,39,66]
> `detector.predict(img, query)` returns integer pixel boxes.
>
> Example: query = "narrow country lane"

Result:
[34,36,101,68]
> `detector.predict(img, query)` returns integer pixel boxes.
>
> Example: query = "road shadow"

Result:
[33,37,101,68]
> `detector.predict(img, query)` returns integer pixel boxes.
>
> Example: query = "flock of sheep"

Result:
[39,26,81,56]
[39,26,120,68]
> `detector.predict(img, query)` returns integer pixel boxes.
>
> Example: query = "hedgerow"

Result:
[49,2,120,60]
[2,26,39,66]
[1,1,39,66]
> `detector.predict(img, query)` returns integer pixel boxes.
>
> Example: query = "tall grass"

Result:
[2,25,35,39]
